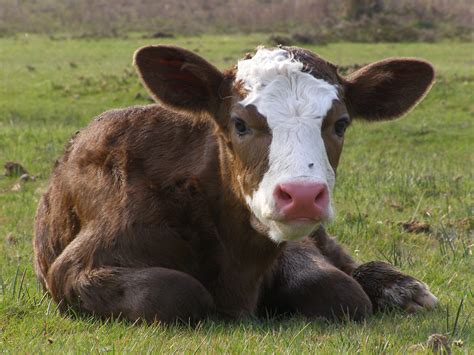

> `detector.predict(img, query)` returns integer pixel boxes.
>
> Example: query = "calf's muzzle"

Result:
[274,182,329,222]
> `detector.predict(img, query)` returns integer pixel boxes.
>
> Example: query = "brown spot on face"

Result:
[321,101,350,172]
[227,104,271,200]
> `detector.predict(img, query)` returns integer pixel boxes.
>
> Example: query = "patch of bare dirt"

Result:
[4,162,28,177]
[399,220,431,234]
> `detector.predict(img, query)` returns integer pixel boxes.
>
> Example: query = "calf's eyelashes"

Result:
[233,117,251,137]
[334,116,350,138]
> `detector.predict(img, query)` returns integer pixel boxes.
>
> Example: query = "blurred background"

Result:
[1,0,472,43]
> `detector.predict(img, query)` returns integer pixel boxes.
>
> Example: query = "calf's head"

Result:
[134,45,434,243]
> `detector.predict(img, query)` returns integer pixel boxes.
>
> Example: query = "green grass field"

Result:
[0,33,472,353]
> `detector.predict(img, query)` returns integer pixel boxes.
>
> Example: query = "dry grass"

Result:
[0,0,472,41]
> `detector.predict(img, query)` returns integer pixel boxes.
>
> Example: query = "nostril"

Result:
[276,185,293,201]
[314,186,328,207]
[315,189,324,202]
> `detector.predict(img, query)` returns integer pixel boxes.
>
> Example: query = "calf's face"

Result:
[229,48,347,242]
[134,45,434,243]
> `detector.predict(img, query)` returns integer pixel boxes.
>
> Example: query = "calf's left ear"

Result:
[343,58,434,121]
[134,45,229,116]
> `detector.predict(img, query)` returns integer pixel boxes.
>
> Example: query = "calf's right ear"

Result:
[343,58,435,121]
[134,45,230,115]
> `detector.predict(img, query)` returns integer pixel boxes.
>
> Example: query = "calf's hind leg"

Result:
[259,241,372,321]
[49,264,214,323]
[47,237,214,323]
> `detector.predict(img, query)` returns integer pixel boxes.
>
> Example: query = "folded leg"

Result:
[47,233,214,323]
[259,240,372,321]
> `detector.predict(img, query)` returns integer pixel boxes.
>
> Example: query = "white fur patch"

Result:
[381,280,438,311]
[236,48,339,243]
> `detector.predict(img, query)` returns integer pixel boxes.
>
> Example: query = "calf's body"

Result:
[35,105,283,320]
[34,45,437,323]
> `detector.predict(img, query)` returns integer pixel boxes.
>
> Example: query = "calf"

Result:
[34,45,438,323]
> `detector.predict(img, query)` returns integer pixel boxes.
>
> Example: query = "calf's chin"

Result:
[268,220,323,243]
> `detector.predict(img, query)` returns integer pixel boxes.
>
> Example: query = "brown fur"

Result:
[34,45,435,323]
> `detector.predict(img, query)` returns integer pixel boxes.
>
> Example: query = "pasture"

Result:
[0,33,472,352]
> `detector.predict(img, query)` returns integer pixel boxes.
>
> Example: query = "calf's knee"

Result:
[279,266,373,321]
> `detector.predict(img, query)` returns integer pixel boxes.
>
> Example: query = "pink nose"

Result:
[274,182,329,221]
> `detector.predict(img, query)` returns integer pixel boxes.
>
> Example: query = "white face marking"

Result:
[236,48,339,243]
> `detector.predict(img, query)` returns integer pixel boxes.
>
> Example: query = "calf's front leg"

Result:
[352,261,438,312]
[311,227,438,312]
[259,240,373,321]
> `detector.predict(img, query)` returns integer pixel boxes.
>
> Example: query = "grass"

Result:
[0,33,472,352]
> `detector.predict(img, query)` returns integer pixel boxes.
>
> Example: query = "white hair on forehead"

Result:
[236,48,304,94]
[235,47,338,120]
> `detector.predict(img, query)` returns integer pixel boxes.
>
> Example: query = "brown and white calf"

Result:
[34,45,438,323]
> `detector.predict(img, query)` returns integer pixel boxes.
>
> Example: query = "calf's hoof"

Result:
[352,261,438,313]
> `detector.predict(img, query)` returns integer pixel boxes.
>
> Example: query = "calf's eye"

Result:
[234,118,250,136]
[334,117,350,138]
